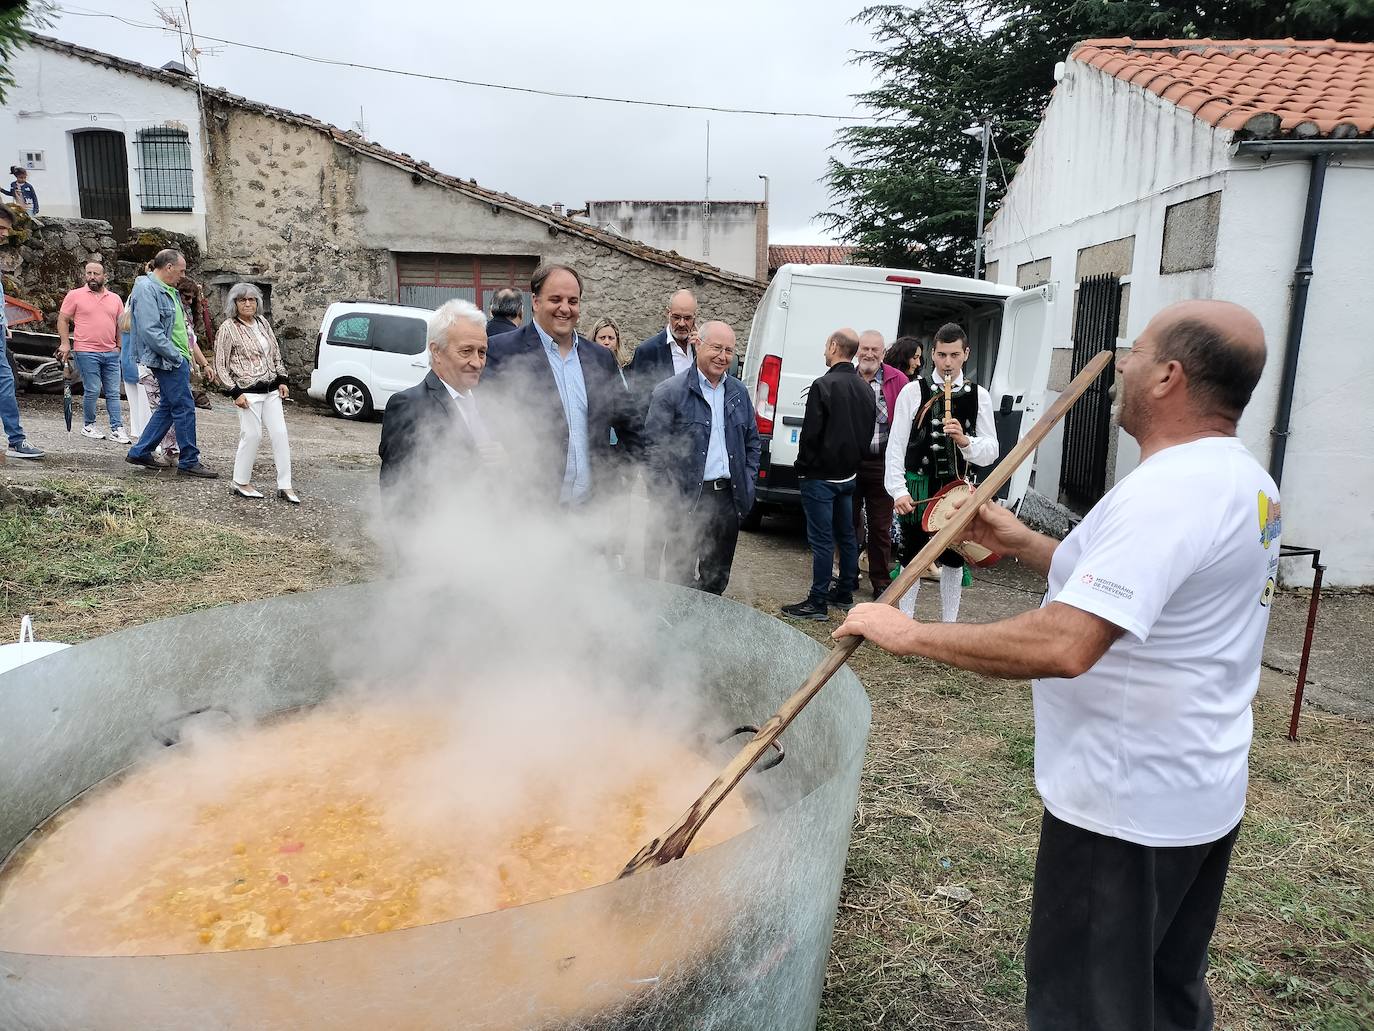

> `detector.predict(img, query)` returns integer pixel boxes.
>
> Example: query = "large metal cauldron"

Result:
[0,582,869,1030]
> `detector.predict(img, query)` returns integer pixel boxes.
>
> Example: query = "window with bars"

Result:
[394,253,539,314]
[136,128,195,212]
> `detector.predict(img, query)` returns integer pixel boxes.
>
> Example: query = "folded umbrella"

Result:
[62,359,73,431]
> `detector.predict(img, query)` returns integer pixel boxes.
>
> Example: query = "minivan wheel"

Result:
[740,503,765,532]
[329,378,373,420]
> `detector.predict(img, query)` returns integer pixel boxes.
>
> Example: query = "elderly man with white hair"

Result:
[379,298,494,500]
[214,281,297,502]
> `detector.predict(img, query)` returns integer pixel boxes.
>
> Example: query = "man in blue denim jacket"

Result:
[644,321,760,595]
[0,207,44,460]
[125,249,217,477]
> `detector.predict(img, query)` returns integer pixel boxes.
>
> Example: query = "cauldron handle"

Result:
[152,706,235,747]
[619,350,1115,878]
[719,726,784,772]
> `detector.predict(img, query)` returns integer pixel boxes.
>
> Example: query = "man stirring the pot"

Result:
[836,300,1278,1031]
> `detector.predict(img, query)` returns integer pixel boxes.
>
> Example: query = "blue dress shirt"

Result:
[699,370,730,481]
[533,320,590,503]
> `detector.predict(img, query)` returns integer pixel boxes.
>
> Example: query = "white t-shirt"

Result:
[1034,436,1282,847]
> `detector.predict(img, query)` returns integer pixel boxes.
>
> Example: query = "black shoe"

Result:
[177,463,219,478]
[126,452,169,470]
[826,588,855,607]
[781,598,829,621]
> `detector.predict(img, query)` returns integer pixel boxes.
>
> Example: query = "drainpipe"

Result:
[1266,151,1327,485]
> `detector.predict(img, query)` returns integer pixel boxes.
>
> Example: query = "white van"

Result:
[739,264,1057,527]
[307,301,433,419]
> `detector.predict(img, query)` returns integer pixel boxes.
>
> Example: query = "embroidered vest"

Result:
[904,377,979,484]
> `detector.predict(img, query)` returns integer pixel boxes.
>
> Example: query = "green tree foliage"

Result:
[823,1,1374,273]
[0,2,55,105]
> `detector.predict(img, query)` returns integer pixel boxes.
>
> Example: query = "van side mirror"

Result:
[999,394,1014,415]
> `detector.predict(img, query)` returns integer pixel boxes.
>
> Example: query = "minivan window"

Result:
[328,315,370,346]
[370,315,427,356]
[325,312,427,355]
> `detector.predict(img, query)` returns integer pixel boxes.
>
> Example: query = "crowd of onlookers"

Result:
[0,214,299,503]
[377,264,998,616]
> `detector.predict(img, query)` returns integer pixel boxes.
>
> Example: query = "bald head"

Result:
[666,289,698,345]
[1148,300,1266,421]
[826,327,860,365]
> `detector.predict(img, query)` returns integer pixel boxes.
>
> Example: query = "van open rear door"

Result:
[770,274,903,470]
[988,282,1057,507]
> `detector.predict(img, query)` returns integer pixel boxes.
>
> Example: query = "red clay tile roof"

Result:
[1071,39,1374,138]
[768,245,857,269]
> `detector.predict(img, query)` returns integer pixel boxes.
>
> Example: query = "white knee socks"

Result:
[939,564,963,623]
[898,579,919,618]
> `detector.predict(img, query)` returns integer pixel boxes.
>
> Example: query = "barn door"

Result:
[1060,274,1120,507]
[72,130,132,238]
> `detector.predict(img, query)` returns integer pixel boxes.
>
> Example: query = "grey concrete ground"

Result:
[4,391,1368,721]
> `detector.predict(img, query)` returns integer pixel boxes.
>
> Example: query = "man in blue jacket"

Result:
[644,321,760,595]
[125,249,217,477]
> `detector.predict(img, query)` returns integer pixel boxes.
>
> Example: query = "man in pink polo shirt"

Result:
[58,261,129,443]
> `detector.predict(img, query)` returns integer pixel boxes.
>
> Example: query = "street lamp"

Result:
[963,122,991,279]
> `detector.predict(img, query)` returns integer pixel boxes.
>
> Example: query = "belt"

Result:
[702,478,731,491]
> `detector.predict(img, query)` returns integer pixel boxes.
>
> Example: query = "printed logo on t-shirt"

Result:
[1080,574,1134,601]
[1258,492,1282,549]
[1260,577,1276,607]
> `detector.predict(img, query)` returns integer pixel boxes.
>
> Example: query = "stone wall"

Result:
[0,206,201,333]
[200,100,765,378]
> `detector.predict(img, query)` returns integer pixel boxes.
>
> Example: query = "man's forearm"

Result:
[892,604,1103,679]
[1007,531,1059,576]
[57,315,70,349]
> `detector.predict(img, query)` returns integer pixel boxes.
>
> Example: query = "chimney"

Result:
[551,202,565,217]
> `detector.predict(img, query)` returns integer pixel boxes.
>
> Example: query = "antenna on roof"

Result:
[352,106,368,138]
[703,119,711,259]
[153,2,219,162]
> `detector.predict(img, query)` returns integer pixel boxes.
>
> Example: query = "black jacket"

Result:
[795,362,877,481]
[378,370,478,498]
[483,321,641,503]
[485,316,519,338]
[627,329,687,411]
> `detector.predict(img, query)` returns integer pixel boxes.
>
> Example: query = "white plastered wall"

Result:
[1,46,207,244]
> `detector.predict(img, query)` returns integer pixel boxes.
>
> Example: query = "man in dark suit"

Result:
[483,263,640,509]
[644,321,760,595]
[628,288,698,575]
[627,289,698,408]
[485,287,522,339]
[379,299,494,503]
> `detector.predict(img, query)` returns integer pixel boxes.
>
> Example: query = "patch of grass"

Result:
[764,596,1374,1031]
[0,478,364,641]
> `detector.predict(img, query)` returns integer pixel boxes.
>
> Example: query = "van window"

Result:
[325,312,427,355]
[370,315,427,356]
[328,315,371,346]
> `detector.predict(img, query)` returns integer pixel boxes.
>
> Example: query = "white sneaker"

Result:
[81,424,105,440]
[109,428,131,444]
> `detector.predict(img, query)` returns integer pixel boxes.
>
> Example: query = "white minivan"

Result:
[307,301,433,419]
[739,263,1057,528]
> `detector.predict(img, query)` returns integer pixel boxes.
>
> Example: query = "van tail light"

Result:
[754,354,781,437]
[313,332,322,368]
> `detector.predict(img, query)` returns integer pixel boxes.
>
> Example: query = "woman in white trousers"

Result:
[213,283,299,504]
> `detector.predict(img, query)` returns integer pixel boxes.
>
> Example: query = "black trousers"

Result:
[1026,809,1241,1031]
[664,483,740,596]
[852,454,895,594]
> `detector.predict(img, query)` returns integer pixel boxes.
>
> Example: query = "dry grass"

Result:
[754,605,1374,1031]
[0,478,365,642]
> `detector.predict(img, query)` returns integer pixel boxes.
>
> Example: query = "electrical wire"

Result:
[54,5,886,122]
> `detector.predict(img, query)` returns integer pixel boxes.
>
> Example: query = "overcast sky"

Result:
[47,0,887,243]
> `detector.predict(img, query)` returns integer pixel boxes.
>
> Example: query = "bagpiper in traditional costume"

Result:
[883,323,1000,621]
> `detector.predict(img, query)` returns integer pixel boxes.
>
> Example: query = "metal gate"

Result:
[1060,274,1120,506]
[72,130,132,238]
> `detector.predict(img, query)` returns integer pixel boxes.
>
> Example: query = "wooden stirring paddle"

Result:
[620,349,1115,878]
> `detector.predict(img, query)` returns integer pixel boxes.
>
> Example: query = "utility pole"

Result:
[963,120,992,278]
